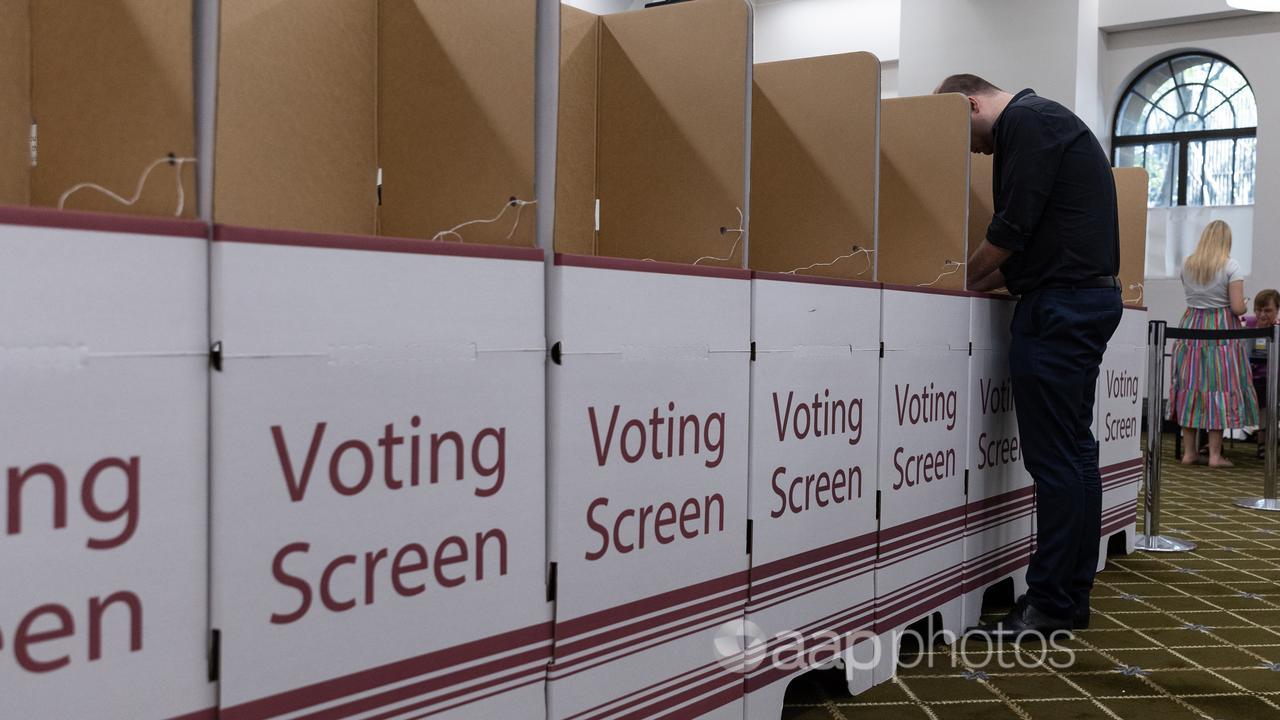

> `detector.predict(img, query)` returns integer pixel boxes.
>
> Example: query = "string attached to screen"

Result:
[917,259,964,288]
[691,208,745,266]
[431,197,536,244]
[58,154,196,216]
[1124,282,1144,304]
[784,244,874,276]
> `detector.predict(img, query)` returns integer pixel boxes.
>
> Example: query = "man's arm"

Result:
[984,107,1067,260]
[966,239,1012,289]
[969,266,1008,293]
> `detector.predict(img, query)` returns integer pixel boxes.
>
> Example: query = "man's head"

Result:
[935,74,1013,155]
[1256,289,1280,328]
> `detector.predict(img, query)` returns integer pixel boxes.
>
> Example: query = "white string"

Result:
[917,259,964,288]
[58,155,196,216]
[692,207,745,266]
[1124,282,1144,305]
[431,197,536,244]
[784,245,874,276]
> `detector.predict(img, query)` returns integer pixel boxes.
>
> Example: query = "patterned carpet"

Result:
[782,435,1280,719]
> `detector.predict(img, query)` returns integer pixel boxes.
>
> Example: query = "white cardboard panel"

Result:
[745,277,880,709]
[545,263,750,719]
[0,216,213,719]
[875,348,968,674]
[210,235,550,719]
[881,288,970,352]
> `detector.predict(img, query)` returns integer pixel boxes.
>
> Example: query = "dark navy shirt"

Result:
[988,89,1120,295]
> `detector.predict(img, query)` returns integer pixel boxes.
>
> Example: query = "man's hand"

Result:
[966,239,1013,288]
[969,269,1007,293]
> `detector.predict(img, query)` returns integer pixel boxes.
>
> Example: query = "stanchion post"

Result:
[1235,322,1280,511]
[1137,320,1197,551]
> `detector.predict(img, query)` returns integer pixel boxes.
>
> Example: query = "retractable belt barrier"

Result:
[1140,321,1280,555]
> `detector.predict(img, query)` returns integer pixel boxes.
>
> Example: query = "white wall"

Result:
[751,0,900,65]
[898,0,1084,104]
[1100,0,1254,31]
[1101,12,1280,324]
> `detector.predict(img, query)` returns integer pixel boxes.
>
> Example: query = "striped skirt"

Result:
[1170,307,1260,429]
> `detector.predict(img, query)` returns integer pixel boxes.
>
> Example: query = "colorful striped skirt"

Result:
[1170,307,1260,429]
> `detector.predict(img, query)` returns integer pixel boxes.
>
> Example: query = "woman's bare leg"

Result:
[1208,430,1233,467]
[1182,427,1199,464]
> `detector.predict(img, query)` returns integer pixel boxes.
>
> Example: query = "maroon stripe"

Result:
[293,646,548,720]
[565,660,726,720]
[1100,458,1143,474]
[1124,304,1147,311]
[219,621,551,720]
[874,572,965,633]
[549,612,734,683]
[556,571,748,640]
[652,683,743,720]
[876,563,963,609]
[877,527,965,569]
[879,516,966,557]
[555,587,747,660]
[1103,473,1142,490]
[750,270,880,290]
[362,664,547,720]
[970,291,1018,302]
[964,554,1032,593]
[1102,512,1136,535]
[168,709,218,720]
[880,282,974,299]
[965,485,1035,513]
[1102,470,1142,486]
[750,530,878,583]
[611,671,743,720]
[965,499,1034,529]
[963,538,1032,573]
[0,204,207,238]
[879,504,969,543]
[405,675,547,720]
[749,598,875,663]
[555,597,743,672]
[214,223,544,262]
[1102,504,1135,521]
[749,557,876,614]
[965,511,1034,537]
[749,544,877,600]
[554,252,750,280]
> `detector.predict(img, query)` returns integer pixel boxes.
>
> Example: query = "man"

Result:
[936,75,1123,638]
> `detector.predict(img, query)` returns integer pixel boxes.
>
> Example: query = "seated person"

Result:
[1244,289,1280,455]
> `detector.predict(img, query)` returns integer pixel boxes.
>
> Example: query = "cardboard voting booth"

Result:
[744,52,881,717]
[962,153,1033,630]
[0,208,214,719]
[546,2,753,718]
[0,4,212,717]
[1,0,198,217]
[211,3,552,718]
[1097,168,1150,565]
[873,93,972,683]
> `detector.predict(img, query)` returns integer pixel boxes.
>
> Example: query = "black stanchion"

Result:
[1137,320,1197,553]
[1236,322,1280,512]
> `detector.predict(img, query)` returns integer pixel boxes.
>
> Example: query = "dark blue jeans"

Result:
[1010,287,1123,619]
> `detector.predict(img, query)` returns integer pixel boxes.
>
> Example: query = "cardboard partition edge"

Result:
[750,270,880,291]
[0,203,207,239]
[1124,304,1148,311]
[553,253,751,281]
[212,224,545,263]
[880,282,983,300]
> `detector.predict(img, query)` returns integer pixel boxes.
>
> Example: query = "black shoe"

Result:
[1073,606,1090,630]
[965,596,1073,641]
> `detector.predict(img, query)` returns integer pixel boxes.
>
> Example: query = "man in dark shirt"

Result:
[937,74,1123,638]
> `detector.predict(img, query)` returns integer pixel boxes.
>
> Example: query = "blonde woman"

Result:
[1170,220,1259,466]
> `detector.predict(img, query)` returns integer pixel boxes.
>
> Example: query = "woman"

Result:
[1170,220,1259,467]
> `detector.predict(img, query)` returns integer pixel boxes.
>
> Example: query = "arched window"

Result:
[1113,53,1257,207]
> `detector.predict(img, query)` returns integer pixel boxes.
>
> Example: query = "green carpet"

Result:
[782,435,1280,719]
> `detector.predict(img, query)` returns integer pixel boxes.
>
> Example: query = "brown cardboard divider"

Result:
[967,152,993,255]
[0,0,30,206]
[877,93,971,290]
[1113,167,1149,300]
[748,52,879,280]
[215,0,535,245]
[554,0,751,266]
[378,0,536,247]
[215,0,377,235]
[1,1,195,218]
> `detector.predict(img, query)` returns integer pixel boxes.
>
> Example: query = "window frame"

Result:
[1112,52,1257,207]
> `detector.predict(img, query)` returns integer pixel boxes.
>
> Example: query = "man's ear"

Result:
[969,96,981,115]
